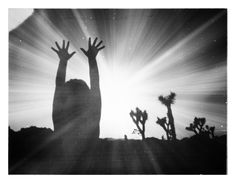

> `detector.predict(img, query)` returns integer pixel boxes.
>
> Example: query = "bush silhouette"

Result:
[129,107,148,140]
[185,117,215,139]
[158,92,177,140]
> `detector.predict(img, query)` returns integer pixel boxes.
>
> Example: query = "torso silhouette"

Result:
[53,78,101,140]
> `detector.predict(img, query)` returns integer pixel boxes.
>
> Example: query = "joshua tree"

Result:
[158,92,177,140]
[185,117,205,135]
[185,117,215,138]
[205,125,215,138]
[130,107,148,140]
[156,117,173,140]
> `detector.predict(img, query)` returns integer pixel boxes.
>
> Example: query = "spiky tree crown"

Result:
[129,108,148,126]
[158,92,176,106]
[156,117,167,128]
[193,117,206,127]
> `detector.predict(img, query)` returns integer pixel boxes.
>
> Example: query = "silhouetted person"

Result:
[51,38,105,141]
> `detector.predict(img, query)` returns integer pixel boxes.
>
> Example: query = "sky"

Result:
[9,9,227,139]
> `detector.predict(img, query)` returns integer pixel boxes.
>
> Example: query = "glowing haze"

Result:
[9,9,227,139]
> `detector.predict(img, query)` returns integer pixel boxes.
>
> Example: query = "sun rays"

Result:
[9,9,227,139]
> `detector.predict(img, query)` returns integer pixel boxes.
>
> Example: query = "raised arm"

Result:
[80,37,105,93]
[51,40,76,87]
[51,40,75,131]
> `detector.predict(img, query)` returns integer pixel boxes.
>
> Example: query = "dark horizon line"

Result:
[8,125,227,140]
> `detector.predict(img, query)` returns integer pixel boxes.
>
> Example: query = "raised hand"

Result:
[80,37,105,60]
[51,40,76,62]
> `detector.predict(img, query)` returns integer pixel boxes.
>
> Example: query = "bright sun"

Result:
[99,65,142,139]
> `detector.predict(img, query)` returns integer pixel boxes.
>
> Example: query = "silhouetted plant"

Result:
[130,107,148,140]
[205,125,215,138]
[158,92,177,140]
[156,117,173,140]
[186,117,205,134]
[186,117,215,139]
